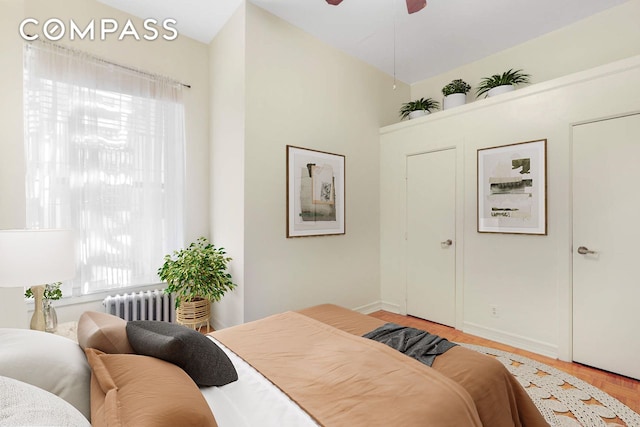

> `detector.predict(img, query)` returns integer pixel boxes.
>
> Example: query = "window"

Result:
[23,42,185,296]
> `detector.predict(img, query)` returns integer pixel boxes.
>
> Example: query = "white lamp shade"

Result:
[0,229,76,288]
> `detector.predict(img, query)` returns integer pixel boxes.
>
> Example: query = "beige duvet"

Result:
[212,304,549,427]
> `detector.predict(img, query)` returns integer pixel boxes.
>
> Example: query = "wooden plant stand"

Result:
[176,297,210,330]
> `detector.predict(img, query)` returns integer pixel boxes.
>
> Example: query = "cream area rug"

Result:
[460,344,640,427]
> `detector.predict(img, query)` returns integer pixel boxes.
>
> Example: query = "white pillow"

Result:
[0,328,91,420]
[0,375,90,426]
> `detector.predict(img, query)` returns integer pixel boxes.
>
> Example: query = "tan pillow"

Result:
[77,311,134,354]
[85,349,218,427]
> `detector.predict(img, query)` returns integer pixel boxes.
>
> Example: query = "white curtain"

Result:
[23,42,185,296]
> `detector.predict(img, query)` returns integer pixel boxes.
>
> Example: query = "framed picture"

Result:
[286,145,345,238]
[477,139,547,235]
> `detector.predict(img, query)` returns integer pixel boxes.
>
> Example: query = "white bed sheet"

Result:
[201,337,319,427]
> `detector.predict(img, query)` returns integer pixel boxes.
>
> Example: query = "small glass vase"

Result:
[43,300,58,333]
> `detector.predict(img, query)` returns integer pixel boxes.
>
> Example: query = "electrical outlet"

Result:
[490,305,499,318]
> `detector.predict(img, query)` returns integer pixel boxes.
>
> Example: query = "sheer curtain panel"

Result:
[23,42,185,296]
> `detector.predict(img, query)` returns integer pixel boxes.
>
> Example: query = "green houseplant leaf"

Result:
[158,237,236,308]
[442,79,471,96]
[399,97,440,120]
[475,69,530,98]
[24,282,62,300]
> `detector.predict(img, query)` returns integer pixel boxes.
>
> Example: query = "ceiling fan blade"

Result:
[325,0,343,5]
[406,0,427,14]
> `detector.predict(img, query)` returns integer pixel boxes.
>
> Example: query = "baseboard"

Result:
[353,301,402,314]
[380,301,401,314]
[211,316,229,331]
[353,301,382,314]
[353,301,403,314]
[463,321,558,359]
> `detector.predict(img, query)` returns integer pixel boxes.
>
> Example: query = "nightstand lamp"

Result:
[0,229,76,331]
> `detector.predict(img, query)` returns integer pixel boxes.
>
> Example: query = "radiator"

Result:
[103,289,175,322]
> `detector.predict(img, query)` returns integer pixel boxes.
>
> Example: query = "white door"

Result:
[406,149,456,326]
[573,113,640,380]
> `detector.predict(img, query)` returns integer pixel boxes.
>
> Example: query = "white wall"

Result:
[209,4,246,329]
[410,0,640,106]
[0,0,211,325]
[0,0,27,231]
[386,0,640,359]
[0,0,29,327]
[240,3,410,322]
[380,55,640,360]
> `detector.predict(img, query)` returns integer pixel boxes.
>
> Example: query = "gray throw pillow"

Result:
[126,321,237,387]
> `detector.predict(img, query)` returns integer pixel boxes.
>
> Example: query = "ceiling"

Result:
[97,0,628,84]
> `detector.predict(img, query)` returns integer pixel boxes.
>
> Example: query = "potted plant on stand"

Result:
[399,97,439,120]
[25,282,62,332]
[158,237,236,330]
[442,79,471,110]
[476,69,530,98]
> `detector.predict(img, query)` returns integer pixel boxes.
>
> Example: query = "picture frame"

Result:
[286,145,345,238]
[477,139,547,235]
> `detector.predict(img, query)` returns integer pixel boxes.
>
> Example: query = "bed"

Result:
[0,305,549,427]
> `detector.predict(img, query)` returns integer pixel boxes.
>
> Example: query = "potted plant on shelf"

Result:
[399,97,440,120]
[476,69,530,98]
[25,282,62,332]
[158,237,236,329]
[442,79,471,110]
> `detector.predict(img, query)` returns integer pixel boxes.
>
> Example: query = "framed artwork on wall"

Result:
[286,145,345,238]
[477,139,547,235]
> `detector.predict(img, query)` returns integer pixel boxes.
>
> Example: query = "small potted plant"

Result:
[476,69,530,98]
[399,97,439,120]
[442,79,471,110]
[158,237,236,329]
[25,282,62,332]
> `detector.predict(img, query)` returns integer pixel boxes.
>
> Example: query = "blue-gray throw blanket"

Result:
[363,323,457,367]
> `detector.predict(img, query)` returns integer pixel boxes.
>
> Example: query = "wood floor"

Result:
[369,311,640,415]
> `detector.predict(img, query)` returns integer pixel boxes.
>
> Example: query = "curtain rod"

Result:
[26,37,191,89]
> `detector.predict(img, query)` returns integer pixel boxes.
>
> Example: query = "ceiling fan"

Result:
[325,0,427,15]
